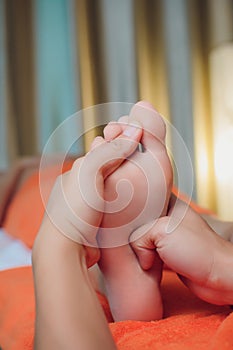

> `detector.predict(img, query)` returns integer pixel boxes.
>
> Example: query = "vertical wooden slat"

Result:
[208,0,233,49]
[34,0,82,153]
[75,0,107,151]
[100,0,137,103]
[5,0,36,157]
[0,0,9,169]
[161,0,196,199]
[189,0,217,212]
[134,0,169,120]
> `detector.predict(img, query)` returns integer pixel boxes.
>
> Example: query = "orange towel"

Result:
[1,160,231,349]
[0,267,232,350]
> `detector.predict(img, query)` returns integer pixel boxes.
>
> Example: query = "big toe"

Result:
[129,101,167,151]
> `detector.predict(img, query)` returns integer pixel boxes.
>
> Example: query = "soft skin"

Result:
[131,194,233,306]
[98,101,173,321]
[32,122,142,350]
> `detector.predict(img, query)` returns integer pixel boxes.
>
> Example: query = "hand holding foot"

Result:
[132,194,233,305]
[33,124,144,350]
[37,123,142,267]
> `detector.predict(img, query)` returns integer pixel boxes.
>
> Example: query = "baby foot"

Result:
[98,101,173,321]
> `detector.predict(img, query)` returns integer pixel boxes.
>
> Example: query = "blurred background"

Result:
[0,0,233,219]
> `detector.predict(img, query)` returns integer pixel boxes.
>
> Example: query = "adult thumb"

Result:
[130,217,171,270]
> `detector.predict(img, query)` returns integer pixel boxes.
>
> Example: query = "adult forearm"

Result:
[32,222,116,350]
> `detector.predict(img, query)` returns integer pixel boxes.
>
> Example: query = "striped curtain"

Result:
[0,0,233,218]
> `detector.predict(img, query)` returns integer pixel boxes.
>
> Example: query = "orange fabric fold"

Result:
[3,160,74,248]
[0,267,232,350]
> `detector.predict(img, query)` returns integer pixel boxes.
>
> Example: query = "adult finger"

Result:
[103,116,129,141]
[77,122,143,213]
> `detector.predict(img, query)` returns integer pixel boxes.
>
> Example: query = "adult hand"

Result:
[39,122,142,267]
[131,195,233,305]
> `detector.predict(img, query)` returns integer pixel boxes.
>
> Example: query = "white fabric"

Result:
[0,228,31,271]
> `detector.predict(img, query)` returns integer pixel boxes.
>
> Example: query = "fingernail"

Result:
[123,124,140,137]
